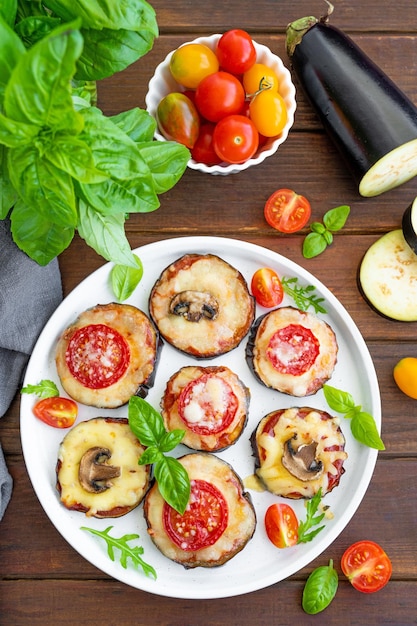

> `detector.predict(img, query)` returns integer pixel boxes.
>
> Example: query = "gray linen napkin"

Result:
[0,219,63,519]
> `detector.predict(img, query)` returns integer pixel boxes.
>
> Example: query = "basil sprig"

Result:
[303,205,350,258]
[302,559,338,614]
[128,397,190,515]
[111,254,144,302]
[323,384,385,450]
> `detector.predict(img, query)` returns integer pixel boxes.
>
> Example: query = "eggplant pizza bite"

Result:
[144,453,256,568]
[251,407,347,499]
[149,254,255,358]
[56,417,150,518]
[246,306,338,396]
[55,303,160,408]
[161,365,250,451]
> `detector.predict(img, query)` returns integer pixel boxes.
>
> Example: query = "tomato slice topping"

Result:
[341,540,392,593]
[265,503,299,548]
[264,188,311,233]
[266,324,320,375]
[177,373,238,435]
[65,324,130,389]
[251,267,284,308]
[163,479,228,551]
[33,397,78,428]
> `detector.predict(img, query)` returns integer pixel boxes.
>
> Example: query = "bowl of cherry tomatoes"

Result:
[145,31,297,175]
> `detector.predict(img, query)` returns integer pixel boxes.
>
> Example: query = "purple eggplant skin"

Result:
[286,5,417,197]
[402,197,417,255]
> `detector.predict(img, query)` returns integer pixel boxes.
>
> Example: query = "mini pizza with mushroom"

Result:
[149,254,255,358]
[251,407,347,499]
[161,365,250,451]
[144,453,256,568]
[55,303,161,408]
[246,306,338,396]
[56,417,150,518]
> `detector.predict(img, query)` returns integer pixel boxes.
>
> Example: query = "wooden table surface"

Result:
[2,1,417,624]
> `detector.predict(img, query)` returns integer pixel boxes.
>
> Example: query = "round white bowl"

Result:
[145,34,297,175]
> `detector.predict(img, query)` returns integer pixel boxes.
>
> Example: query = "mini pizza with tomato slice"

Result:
[149,253,255,358]
[55,303,160,408]
[56,417,150,518]
[161,365,250,452]
[246,306,338,396]
[251,407,347,499]
[144,453,256,568]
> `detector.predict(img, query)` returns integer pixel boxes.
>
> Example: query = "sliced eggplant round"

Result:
[286,4,417,197]
[161,365,250,452]
[402,196,417,255]
[246,306,338,397]
[251,407,347,499]
[149,254,255,358]
[56,303,161,408]
[56,417,150,518]
[144,453,256,568]
[359,229,417,321]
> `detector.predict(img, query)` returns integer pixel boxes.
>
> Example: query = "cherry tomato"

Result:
[169,43,219,89]
[265,503,299,548]
[33,397,78,428]
[157,92,200,148]
[393,357,417,399]
[341,540,392,593]
[249,89,288,137]
[213,114,259,164]
[191,123,222,165]
[251,267,284,308]
[243,62,279,95]
[195,71,245,123]
[216,29,256,75]
[264,188,311,233]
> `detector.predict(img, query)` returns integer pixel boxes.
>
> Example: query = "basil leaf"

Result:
[0,145,16,218]
[302,559,338,614]
[138,446,163,466]
[111,255,144,302]
[137,141,191,194]
[21,379,59,398]
[128,396,166,447]
[302,232,327,258]
[154,456,191,515]
[1,1,17,25]
[111,108,156,143]
[46,135,108,184]
[323,385,356,413]
[0,16,25,102]
[323,205,350,232]
[159,429,186,454]
[351,412,385,450]
[0,112,39,147]
[310,221,326,234]
[14,16,61,47]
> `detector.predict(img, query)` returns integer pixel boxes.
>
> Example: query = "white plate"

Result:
[20,236,381,600]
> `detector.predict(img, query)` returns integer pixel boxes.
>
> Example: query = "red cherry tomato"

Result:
[341,540,392,593]
[213,114,259,164]
[191,123,222,165]
[216,29,256,75]
[251,267,284,308]
[264,188,311,233]
[195,71,245,123]
[265,503,299,548]
[33,397,78,428]
[157,92,200,148]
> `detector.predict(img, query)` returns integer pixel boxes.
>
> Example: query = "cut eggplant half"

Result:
[286,2,417,197]
[144,453,256,568]
[402,196,417,255]
[149,254,255,358]
[359,229,417,321]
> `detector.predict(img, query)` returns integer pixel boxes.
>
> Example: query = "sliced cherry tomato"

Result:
[267,324,320,375]
[265,502,299,548]
[65,323,130,389]
[157,92,200,148]
[249,89,288,137]
[341,540,392,593]
[264,188,311,233]
[243,63,279,95]
[163,479,228,550]
[251,267,284,308]
[195,71,245,123]
[191,123,222,165]
[213,114,259,164]
[169,43,219,89]
[33,397,78,428]
[216,29,256,75]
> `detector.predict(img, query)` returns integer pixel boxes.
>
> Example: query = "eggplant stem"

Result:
[320,1,334,24]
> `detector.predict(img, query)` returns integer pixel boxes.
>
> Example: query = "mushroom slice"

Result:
[79,446,121,493]
[169,290,219,322]
[282,436,323,482]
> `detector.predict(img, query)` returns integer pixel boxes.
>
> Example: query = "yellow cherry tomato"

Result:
[243,63,279,95]
[170,43,219,89]
[249,89,288,137]
[393,357,417,399]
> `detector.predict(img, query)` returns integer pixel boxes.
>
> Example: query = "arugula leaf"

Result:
[297,489,326,544]
[111,255,144,302]
[281,276,327,314]
[303,205,350,258]
[81,525,157,580]
[21,379,59,398]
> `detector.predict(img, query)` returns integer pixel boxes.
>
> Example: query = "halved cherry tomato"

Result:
[213,114,259,164]
[157,92,200,148]
[249,89,288,137]
[191,123,222,165]
[33,397,78,428]
[265,502,299,548]
[251,267,284,308]
[243,63,280,95]
[341,540,392,593]
[216,29,256,75]
[195,71,245,123]
[169,43,219,89]
[264,188,311,233]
